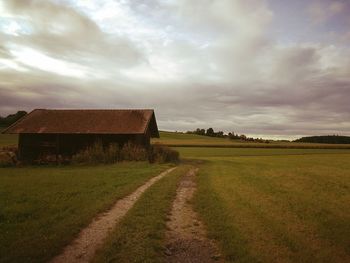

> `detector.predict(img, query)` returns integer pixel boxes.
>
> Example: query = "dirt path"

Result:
[50,167,176,263]
[165,168,222,263]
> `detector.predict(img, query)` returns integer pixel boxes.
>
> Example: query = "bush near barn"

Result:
[71,141,179,165]
[149,144,180,163]
[0,146,18,167]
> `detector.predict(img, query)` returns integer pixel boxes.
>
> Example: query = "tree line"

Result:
[0,111,27,127]
[294,135,350,144]
[186,128,270,143]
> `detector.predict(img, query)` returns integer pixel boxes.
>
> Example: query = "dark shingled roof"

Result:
[2,109,159,137]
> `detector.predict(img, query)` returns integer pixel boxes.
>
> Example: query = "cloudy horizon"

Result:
[0,0,349,140]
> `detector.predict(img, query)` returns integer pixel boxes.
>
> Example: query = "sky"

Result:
[0,0,349,139]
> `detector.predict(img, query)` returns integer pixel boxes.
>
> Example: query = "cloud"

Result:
[0,0,349,139]
[307,0,347,25]
[1,0,143,71]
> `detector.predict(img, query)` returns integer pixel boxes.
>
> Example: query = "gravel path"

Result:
[165,168,222,263]
[50,167,176,263]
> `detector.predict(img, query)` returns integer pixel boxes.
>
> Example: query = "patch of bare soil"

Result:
[50,167,176,263]
[165,168,222,263]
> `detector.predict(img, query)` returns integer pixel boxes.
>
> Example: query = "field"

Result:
[1,131,350,262]
[94,165,192,263]
[0,162,171,263]
[186,148,350,262]
[153,131,350,148]
[0,127,17,147]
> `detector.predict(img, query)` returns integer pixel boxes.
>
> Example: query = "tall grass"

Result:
[149,144,179,163]
[120,142,148,161]
[72,141,179,164]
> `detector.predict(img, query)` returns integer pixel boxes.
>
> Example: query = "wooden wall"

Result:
[18,133,151,161]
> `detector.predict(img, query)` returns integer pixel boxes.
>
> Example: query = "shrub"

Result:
[105,143,120,163]
[120,142,148,161]
[72,141,110,164]
[0,149,17,167]
[149,144,180,163]
[70,142,179,165]
[72,141,149,164]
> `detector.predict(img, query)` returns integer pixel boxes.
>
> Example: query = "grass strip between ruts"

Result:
[93,165,191,263]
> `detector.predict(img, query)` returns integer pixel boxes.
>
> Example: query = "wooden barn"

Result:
[2,109,159,161]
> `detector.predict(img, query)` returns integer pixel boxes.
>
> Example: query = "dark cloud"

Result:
[0,0,349,139]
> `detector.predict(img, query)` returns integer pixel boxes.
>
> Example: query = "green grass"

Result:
[0,162,171,263]
[177,146,350,159]
[153,131,234,145]
[2,128,350,263]
[0,127,17,147]
[153,131,269,146]
[93,165,191,263]
[152,131,350,149]
[194,153,350,263]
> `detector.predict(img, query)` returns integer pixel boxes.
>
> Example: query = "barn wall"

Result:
[18,133,149,161]
[19,134,56,161]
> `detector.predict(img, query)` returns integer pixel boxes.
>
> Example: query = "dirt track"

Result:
[50,167,176,263]
[165,168,222,263]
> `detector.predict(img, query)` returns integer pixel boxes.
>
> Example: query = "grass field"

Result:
[153,131,235,145]
[152,131,350,149]
[191,148,350,262]
[177,147,350,159]
[0,162,171,263]
[94,165,191,263]
[0,126,17,147]
[1,130,350,262]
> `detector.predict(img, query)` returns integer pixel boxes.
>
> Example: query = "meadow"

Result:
[182,147,350,262]
[1,131,350,262]
[93,165,192,263]
[0,163,171,263]
[153,131,350,149]
[0,127,17,147]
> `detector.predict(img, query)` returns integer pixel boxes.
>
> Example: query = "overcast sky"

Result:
[0,0,349,139]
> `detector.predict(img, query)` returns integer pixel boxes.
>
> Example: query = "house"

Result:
[2,109,159,161]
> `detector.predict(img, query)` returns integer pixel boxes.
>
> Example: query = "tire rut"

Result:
[165,168,222,263]
[50,167,177,263]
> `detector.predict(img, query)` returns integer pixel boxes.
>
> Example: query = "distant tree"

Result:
[0,111,27,127]
[239,134,247,140]
[228,132,239,140]
[294,135,350,144]
[195,128,206,136]
[206,127,215,137]
[216,131,224,138]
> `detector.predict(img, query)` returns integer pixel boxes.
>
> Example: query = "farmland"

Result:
[94,165,191,263]
[153,131,350,149]
[1,131,350,262]
[165,136,350,262]
[0,127,17,147]
[0,162,172,263]
[190,148,350,262]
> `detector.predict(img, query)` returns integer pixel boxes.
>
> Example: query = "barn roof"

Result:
[2,109,159,137]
